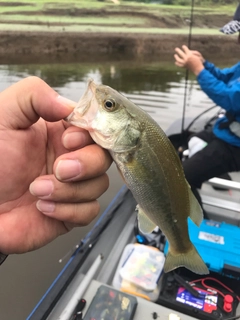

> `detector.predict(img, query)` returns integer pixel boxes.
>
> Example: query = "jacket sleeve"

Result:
[203,61,240,83]
[197,68,240,115]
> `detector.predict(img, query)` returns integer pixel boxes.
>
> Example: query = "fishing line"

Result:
[180,0,195,145]
[185,104,218,132]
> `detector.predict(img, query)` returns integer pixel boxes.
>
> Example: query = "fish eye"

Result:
[104,99,115,111]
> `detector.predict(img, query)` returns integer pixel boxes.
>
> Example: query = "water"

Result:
[0,57,233,320]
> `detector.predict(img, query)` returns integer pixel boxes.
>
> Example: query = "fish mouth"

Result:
[65,79,97,128]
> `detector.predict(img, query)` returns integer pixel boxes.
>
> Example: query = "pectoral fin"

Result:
[188,187,203,227]
[137,205,157,234]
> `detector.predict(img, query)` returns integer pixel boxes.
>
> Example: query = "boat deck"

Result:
[28,182,240,320]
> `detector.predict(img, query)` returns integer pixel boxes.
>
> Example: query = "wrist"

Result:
[192,65,204,76]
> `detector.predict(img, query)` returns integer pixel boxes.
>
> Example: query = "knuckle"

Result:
[88,201,100,221]
[97,147,112,171]
[71,201,100,226]
[25,76,45,88]
[93,145,105,166]
[70,183,84,201]
[101,173,110,193]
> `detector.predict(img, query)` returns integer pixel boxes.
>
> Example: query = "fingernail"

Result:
[63,131,86,149]
[56,159,81,181]
[29,180,54,198]
[36,200,55,214]
[57,95,77,110]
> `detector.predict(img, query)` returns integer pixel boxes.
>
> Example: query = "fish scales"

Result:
[66,80,209,275]
[113,113,192,254]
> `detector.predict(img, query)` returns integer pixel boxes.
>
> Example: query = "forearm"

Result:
[197,69,240,112]
[203,60,238,83]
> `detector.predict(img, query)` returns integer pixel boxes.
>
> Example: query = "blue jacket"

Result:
[197,61,240,147]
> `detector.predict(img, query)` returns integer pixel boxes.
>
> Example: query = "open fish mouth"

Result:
[65,79,97,128]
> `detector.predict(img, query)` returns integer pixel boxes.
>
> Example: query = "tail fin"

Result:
[164,244,209,275]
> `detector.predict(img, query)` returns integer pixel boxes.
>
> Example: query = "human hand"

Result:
[191,50,205,63]
[0,77,112,254]
[174,45,204,75]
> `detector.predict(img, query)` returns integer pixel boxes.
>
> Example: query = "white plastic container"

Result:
[112,243,165,301]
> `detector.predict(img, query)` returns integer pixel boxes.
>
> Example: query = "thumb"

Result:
[0,76,77,129]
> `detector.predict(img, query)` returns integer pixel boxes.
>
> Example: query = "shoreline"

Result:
[0,31,238,63]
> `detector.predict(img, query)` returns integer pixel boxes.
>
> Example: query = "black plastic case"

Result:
[83,285,138,320]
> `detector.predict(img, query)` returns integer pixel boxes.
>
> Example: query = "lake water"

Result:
[0,56,235,319]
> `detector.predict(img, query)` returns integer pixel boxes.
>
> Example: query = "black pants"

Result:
[182,130,240,209]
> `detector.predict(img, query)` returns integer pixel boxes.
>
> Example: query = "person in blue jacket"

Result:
[174,25,240,209]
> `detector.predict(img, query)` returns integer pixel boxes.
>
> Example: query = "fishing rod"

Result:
[179,0,195,151]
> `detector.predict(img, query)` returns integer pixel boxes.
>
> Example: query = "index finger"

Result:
[182,45,190,54]
[54,143,112,182]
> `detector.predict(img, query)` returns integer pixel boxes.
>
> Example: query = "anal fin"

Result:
[137,205,157,234]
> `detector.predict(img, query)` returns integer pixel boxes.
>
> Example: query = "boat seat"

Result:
[201,177,240,226]
[183,148,240,224]
[182,148,240,224]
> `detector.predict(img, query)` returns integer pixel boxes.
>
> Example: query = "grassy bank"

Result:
[0,0,236,34]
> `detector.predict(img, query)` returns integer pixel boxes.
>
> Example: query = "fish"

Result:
[66,80,209,275]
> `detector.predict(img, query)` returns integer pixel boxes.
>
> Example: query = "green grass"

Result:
[0,0,235,13]
[0,14,146,26]
[0,23,227,35]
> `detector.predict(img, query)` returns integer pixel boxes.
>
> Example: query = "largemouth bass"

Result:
[66,80,209,275]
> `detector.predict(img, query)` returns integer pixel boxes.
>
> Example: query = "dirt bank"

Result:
[0,2,238,63]
[0,31,238,64]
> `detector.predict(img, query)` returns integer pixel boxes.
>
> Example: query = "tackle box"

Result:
[164,219,240,277]
[112,243,165,301]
